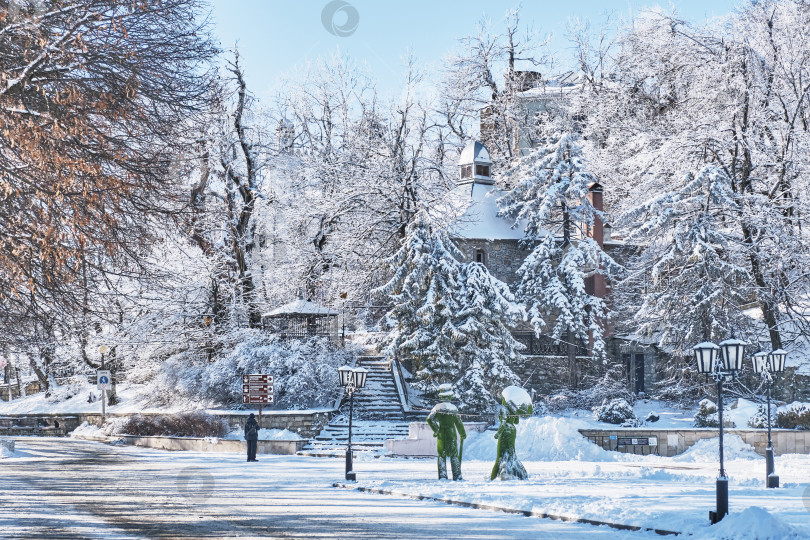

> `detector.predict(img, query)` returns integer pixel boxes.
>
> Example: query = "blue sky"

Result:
[208,0,741,102]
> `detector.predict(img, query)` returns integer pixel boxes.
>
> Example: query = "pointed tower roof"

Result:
[459,141,492,166]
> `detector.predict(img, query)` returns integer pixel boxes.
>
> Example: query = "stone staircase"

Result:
[300,356,412,456]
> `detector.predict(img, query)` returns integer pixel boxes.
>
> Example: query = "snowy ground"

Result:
[1,436,808,539]
[1,438,660,539]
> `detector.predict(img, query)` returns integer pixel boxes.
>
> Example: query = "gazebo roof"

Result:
[263,299,338,318]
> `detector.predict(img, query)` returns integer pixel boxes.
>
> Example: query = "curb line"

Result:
[333,482,680,536]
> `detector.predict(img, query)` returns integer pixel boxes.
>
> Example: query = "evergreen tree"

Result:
[454,262,522,408]
[377,211,523,411]
[377,211,466,392]
[499,132,616,361]
[620,166,753,353]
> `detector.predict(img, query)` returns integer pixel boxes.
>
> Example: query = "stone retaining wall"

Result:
[119,435,307,455]
[579,428,810,457]
[0,410,334,439]
[384,422,489,457]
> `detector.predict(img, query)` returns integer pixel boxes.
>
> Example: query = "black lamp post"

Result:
[693,338,746,524]
[338,365,367,481]
[752,349,787,488]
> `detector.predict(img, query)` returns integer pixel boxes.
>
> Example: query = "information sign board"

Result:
[241,374,274,405]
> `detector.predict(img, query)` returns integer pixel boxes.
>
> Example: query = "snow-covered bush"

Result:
[776,402,810,430]
[748,405,775,429]
[149,329,354,410]
[694,399,722,428]
[593,398,635,424]
[543,364,633,412]
[45,376,88,404]
[117,412,228,438]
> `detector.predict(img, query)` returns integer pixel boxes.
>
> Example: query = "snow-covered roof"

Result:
[263,300,338,318]
[459,141,492,165]
[449,182,527,241]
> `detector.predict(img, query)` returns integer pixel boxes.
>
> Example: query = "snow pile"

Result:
[224,428,302,441]
[464,416,613,462]
[69,421,105,439]
[726,398,760,428]
[674,434,760,463]
[69,418,131,439]
[0,438,14,458]
[691,507,807,540]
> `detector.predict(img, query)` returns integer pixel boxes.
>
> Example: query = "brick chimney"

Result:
[586,182,607,299]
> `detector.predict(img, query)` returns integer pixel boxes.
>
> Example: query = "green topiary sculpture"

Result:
[491,386,533,481]
[426,383,466,480]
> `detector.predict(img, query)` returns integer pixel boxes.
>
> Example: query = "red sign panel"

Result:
[243,374,271,384]
[242,384,272,394]
[242,394,273,404]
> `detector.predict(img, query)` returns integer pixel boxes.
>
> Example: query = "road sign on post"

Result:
[242,374,274,428]
[97,371,111,389]
[97,370,111,418]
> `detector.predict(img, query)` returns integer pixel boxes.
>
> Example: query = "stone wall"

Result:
[454,238,528,286]
[510,354,604,396]
[119,435,307,455]
[580,428,810,457]
[0,410,335,439]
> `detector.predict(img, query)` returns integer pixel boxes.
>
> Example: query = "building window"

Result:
[475,249,486,265]
[461,165,473,178]
[476,164,490,177]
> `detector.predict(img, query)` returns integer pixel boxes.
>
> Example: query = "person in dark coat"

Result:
[244,413,259,462]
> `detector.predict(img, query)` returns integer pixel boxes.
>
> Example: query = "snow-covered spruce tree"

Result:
[620,166,753,355]
[377,211,522,412]
[498,132,616,372]
[454,262,523,409]
[377,211,465,392]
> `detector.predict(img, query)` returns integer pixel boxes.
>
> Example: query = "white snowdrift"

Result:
[689,506,807,540]
[673,434,760,463]
[224,428,302,441]
[463,416,614,462]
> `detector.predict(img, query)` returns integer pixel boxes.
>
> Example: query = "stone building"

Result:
[448,138,657,395]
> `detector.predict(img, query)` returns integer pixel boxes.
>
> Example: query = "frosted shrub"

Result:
[117,412,228,438]
[694,399,722,428]
[46,376,87,403]
[776,402,810,430]
[593,398,635,424]
[149,329,355,410]
[748,405,775,429]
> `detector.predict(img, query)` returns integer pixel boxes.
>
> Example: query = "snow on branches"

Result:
[499,132,616,361]
[376,210,522,412]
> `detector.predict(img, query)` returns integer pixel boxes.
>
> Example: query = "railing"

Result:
[390,357,411,413]
[512,332,589,357]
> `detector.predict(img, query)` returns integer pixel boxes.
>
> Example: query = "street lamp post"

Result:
[693,338,746,524]
[752,349,787,488]
[338,365,367,481]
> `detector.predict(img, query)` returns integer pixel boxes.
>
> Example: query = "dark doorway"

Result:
[634,353,645,394]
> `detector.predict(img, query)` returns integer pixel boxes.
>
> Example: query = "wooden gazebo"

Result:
[262,300,340,344]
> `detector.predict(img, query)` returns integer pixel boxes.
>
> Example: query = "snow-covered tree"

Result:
[623,166,753,349]
[499,132,616,367]
[270,53,450,307]
[377,211,522,411]
[441,8,551,169]
[454,262,523,406]
[580,3,810,358]
[377,211,465,391]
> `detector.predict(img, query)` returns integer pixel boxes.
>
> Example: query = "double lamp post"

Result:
[692,340,787,524]
[338,365,367,481]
